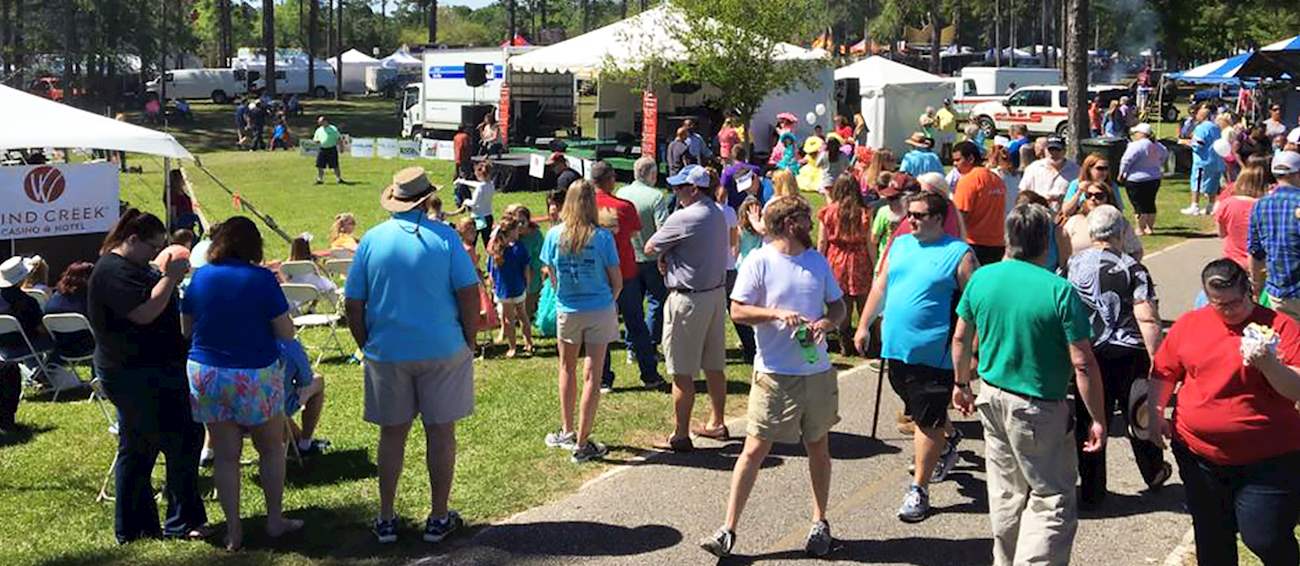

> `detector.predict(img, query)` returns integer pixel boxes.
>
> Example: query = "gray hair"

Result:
[915,172,949,196]
[1005,203,1053,260]
[1087,204,1125,242]
[589,160,616,186]
[633,157,657,185]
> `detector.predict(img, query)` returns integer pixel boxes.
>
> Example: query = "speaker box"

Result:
[464,63,489,87]
[670,81,701,94]
[461,104,495,130]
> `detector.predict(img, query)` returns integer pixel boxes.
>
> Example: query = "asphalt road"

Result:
[419,238,1222,566]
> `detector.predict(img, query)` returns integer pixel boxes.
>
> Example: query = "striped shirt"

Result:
[1248,185,1300,298]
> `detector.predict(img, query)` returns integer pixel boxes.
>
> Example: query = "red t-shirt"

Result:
[595,191,642,280]
[1213,195,1255,269]
[1152,306,1300,465]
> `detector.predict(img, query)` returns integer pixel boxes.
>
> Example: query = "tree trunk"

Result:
[1,0,10,79]
[1009,0,1016,67]
[621,0,627,18]
[63,0,74,94]
[507,0,515,43]
[1064,0,1088,160]
[928,0,940,74]
[580,0,589,33]
[334,0,341,99]
[264,0,276,97]
[538,0,546,31]
[1039,0,1049,66]
[13,0,23,83]
[427,0,437,44]
[308,0,317,90]
[993,0,1001,66]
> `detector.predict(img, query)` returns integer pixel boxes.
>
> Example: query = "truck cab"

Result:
[400,84,425,139]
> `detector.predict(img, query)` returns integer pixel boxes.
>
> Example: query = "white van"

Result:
[145,68,248,103]
[244,63,338,97]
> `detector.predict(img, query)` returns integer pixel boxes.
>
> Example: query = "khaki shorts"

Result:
[557,306,619,345]
[746,369,840,444]
[664,287,727,376]
[363,348,474,426]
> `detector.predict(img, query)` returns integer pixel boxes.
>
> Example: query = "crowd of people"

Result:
[7,93,1300,565]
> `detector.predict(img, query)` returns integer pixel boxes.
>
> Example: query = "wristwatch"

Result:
[956,382,972,391]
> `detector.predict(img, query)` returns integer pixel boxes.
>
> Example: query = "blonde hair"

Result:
[22,257,48,289]
[771,169,799,200]
[329,212,356,242]
[559,180,600,255]
[488,216,520,266]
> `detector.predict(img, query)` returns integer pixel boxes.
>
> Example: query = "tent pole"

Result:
[164,157,172,231]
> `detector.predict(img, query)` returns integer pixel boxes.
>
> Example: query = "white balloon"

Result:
[805,112,817,125]
[1212,138,1230,158]
[815,103,827,116]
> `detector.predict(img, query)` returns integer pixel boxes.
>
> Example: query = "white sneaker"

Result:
[1180,204,1200,215]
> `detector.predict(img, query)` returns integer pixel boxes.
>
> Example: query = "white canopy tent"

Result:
[331,48,382,94]
[380,49,422,70]
[835,57,950,155]
[508,5,832,152]
[0,84,192,159]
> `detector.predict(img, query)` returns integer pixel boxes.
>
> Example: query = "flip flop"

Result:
[691,424,730,441]
[652,436,694,452]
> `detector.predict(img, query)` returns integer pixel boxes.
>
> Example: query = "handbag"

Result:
[533,278,558,338]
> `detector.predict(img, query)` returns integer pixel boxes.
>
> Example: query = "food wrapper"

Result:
[1240,323,1280,361]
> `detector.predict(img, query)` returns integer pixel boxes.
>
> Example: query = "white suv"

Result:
[971,84,1128,138]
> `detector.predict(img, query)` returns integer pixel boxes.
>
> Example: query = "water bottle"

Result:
[795,323,819,365]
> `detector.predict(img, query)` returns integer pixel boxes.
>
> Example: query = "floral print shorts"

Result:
[186,360,285,427]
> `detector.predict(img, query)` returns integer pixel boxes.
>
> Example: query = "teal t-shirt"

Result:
[881,234,971,369]
[540,224,620,313]
[955,259,1092,400]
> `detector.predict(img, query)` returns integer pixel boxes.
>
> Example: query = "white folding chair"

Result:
[89,377,120,502]
[322,258,352,284]
[280,284,347,364]
[279,260,320,282]
[24,288,48,311]
[328,248,354,259]
[0,314,53,398]
[42,313,97,401]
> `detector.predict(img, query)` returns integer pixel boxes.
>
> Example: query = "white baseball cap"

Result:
[1132,123,1152,135]
[1272,151,1300,176]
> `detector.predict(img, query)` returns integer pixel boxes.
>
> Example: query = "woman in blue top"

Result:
[539,180,623,463]
[181,216,301,550]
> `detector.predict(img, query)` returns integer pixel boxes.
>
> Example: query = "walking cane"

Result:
[870,358,887,439]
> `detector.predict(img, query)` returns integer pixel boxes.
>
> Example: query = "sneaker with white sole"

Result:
[423,510,463,543]
[898,484,931,523]
[372,516,399,544]
[700,527,735,557]
[805,520,833,557]
[571,440,609,463]
[932,428,963,483]
[544,430,577,450]
[1180,204,1201,215]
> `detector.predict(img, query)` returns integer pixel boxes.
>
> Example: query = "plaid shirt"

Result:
[1248,185,1300,298]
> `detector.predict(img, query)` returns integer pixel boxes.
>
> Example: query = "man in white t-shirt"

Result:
[1019,136,1079,208]
[699,195,846,559]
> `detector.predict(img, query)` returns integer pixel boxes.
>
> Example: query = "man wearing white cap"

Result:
[0,256,48,433]
[344,167,481,544]
[1019,136,1080,208]
[1248,151,1300,323]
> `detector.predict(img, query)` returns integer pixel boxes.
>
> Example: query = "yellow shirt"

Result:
[936,108,957,133]
[330,234,358,251]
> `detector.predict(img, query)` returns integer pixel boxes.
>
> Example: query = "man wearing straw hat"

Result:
[344,167,482,545]
[900,132,944,178]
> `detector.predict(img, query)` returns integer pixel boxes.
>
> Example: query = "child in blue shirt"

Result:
[279,338,329,455]
[486,216,534,357]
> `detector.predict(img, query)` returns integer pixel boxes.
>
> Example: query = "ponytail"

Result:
[100,208,166,255]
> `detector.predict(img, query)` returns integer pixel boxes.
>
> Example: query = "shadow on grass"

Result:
[284,448,378,488]
[719,535,993,565]
[0,422,55,448]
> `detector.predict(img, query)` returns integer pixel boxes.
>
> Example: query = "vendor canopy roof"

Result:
[0,84,192,159]
[1166,52,1253,84]
[1167,35,1300,83]
[834,56,945,87]
[380,49,421,69]
[338,48,381,64]
[507,5,826,80]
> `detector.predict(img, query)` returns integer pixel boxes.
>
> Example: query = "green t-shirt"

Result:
[313,124,341,149]
[520,228,544,290]
[956,259,1092,400]
[871,206,898,260]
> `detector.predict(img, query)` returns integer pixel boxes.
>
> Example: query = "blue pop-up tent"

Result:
[1166,52,1253,85]
[1237,35,1300,80]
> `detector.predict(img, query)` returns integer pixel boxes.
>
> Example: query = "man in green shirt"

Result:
[951,202,1107,566]
[312,115,345,185]
[617,157,671,353]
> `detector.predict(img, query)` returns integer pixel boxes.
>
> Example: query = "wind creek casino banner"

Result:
[1,163,119,239]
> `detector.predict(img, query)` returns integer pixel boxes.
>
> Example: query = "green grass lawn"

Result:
[3,120,1216,565]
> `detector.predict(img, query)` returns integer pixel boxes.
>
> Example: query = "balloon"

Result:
[1212,138,1230,158]
[815,103,827,116]
[805,112,817,125]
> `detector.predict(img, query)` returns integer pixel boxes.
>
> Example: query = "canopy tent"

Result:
[1165,52,1253,85]
[380,49,421,70]
[332,48,382,93]
[0,84,191,159]
[834,56,949,155]
[508,5,826,80]
[1237,35,1300,80]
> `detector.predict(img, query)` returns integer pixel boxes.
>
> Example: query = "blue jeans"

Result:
[1173,442,1300,566]
[99,366,207,543]
[602,262,666,386]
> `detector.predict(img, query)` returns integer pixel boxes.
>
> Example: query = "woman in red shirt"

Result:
[1214,155,1272,268]
[1150,259,1300,566]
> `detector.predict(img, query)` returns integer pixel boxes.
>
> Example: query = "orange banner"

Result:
[641,92,658,158]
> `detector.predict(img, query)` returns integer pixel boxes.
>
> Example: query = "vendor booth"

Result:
[506,5,832,156]
[332,48,382,94]
[0,84,193,278]
[834,56,950,155]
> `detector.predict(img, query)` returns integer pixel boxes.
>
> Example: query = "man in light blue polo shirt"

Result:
[344,167,481,546]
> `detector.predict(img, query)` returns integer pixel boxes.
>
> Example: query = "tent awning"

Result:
[1166,52,1252,84]
[0,85,193,159]
[338,48,381,64]
[507,5,826,80]
[834,56,946,86]
[380,49,422,69]
[1236,35,1300,80]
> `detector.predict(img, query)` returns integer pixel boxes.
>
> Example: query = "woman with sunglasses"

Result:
[1063,153,1126,215]
[1062,181,1143,260]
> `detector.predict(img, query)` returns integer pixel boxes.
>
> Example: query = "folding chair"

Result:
[89,378,120,502]
[322,258,352,285]
[278,261,319,283]
[0,315,53,399]
[24,289,49,311]
[280,284,347,365]
[42,313,97,401]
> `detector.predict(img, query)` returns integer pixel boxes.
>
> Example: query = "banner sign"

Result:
[528,153,546,178]
[397,140,420,159]
[641,91,658,158]
[299,140,321,157]
[376,138,400,159]
[420,138,438,159]
[499,83,511,150]
[1,163,119,239]
[350,137,375,158]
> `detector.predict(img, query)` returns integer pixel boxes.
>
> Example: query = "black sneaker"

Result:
[700,527,735,558]
[1146,462,1173,492]
[297,438,331,457]
[423,510,463,543]
[372,516,399,544]
[805,520,833,557]
[642,376,668,390]
[570,440,609,463]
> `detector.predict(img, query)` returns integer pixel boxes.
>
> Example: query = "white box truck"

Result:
[950,67,1061,119]
[400,47,574,139]
[145,68,249,103]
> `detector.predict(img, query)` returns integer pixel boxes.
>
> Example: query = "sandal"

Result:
[691,423,730,441]
[652,436,695,452]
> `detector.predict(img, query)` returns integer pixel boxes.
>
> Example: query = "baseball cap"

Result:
[1272,151,1300,176]
[1045,136,1066,150]
[667,164,711,188]
[1288,127,1300,145]
[1132,123,1152,135]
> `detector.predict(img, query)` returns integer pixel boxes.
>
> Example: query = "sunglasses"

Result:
[907,210,934,220]
[1086,191,1109,200]
[1093,165,1110,170]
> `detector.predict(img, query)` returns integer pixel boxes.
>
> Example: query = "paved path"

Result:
[424,238,1223,566]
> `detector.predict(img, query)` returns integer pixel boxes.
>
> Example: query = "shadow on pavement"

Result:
[610,442,787,471]
[1080,482,1187,520]
[466,521,682,557]
[720,535,993,565]
[765,431,903,461]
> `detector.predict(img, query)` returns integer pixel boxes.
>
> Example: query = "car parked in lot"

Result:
[971,84,1130,137]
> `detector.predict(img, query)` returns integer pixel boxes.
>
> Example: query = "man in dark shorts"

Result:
[854,191,978,523]
[313,115,346,185]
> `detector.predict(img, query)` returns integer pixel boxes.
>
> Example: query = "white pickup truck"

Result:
[970,84,1129,137]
